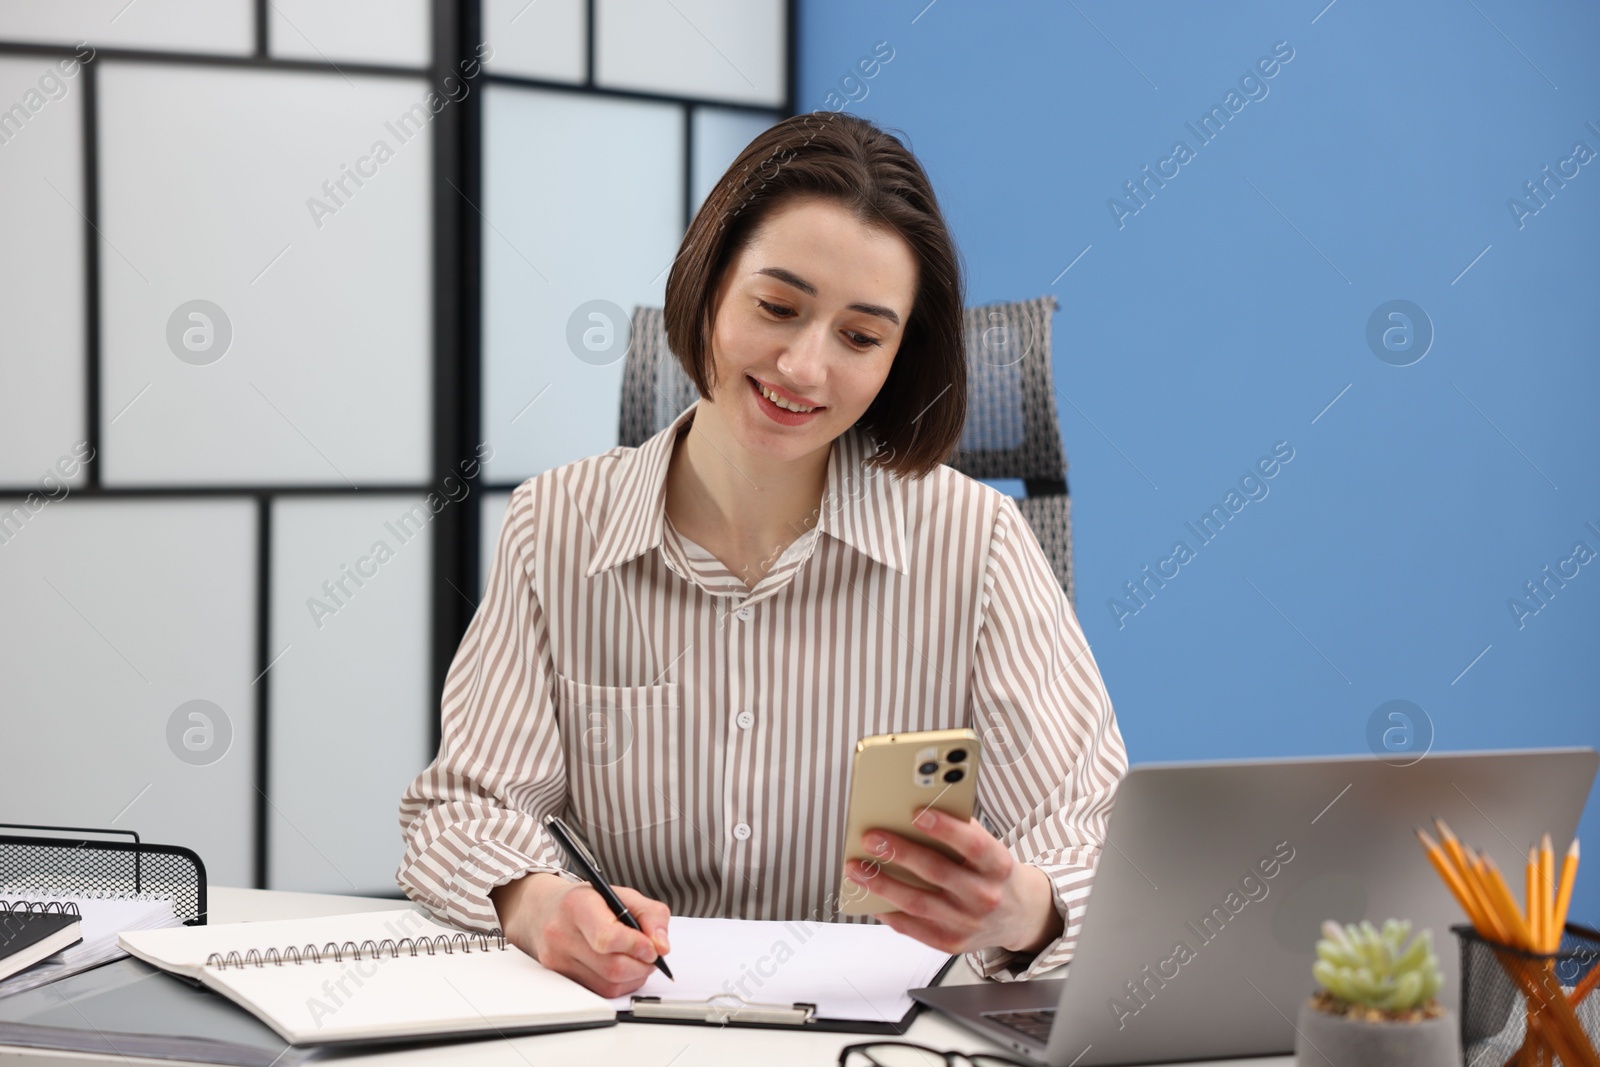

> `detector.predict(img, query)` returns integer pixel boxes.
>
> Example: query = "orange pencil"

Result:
[1434,817,1469,870]
[1469,857,1512,943]
[1550,837,1579,952]
[1417,828,1488,931]
[1526,845,1542,951]
[1457,846,1509,944]
[1479,853,1535,950]
[1539,833,1555,952]
[1437,820,1509,942]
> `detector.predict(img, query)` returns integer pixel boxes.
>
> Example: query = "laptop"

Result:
[910,748,1597,1066]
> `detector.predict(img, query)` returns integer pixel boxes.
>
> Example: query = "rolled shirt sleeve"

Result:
[964,495,1129,981]
[395,482,580,931]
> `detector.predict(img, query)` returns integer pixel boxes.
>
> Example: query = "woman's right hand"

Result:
[491,872,671,998]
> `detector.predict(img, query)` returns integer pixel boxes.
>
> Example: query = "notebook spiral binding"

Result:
[8,889,172,903]
[0,899,81,916]
[205,930,509,970]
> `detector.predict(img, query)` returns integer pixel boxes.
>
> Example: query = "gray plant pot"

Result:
[1294,1000,1461,1067]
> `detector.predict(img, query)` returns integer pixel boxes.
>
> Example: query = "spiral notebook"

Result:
[118,909,615,1046]
[0,901,82,983]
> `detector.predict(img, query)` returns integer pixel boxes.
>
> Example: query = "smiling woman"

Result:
[397,110,1128,1001]
[668,112,967,481]
[659,195,931,582]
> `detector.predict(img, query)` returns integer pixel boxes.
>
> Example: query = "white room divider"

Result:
[0,0,793,898]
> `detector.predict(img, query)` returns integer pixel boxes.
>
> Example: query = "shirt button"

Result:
[735,710,754,729]
[737,607,752,621]
[733,822,752,841]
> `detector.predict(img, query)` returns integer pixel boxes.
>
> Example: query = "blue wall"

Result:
[798,1,1600,925]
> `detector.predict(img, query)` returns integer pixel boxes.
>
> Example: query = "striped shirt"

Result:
[396,400,1127,980]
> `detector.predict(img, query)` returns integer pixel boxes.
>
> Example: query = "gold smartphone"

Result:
[838,728,982,916]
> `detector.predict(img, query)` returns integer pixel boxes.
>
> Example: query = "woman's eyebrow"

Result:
[753,267,901,327]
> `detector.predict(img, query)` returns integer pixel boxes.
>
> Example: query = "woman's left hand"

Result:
[843,808,1062,956]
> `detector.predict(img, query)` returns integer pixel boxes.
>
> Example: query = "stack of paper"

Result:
[0,893,178,998]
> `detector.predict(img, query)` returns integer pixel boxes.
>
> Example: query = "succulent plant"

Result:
[1313,919,1443,1015]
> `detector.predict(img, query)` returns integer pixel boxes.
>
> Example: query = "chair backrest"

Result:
[617,295,1074,604]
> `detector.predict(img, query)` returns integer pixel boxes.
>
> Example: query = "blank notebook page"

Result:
[121,909,613,1045]
[607,917,952,1023]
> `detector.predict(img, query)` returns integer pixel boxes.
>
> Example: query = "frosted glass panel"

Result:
[479,490,513,593]
[596,0,784,107]
[0,56,85,486]
[97,62,432,486]
[268,0,431,68]
[481,86,682,482]
[691,106,778,217]
[269,496,432,895]
[483,0,585,83]
[0,1,253,54]
[0,498,257,886]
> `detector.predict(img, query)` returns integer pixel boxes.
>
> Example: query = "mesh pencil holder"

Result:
[1454,922,1600,1066]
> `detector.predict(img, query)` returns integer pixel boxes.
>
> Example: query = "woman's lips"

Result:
[749,375,822,409]
[749,375,824,425]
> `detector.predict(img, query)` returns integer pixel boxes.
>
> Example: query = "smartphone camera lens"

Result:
[918,761,939,776]
[943,768,965,784]
[946,748,967,764]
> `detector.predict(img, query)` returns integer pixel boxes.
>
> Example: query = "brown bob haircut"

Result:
[663,110,967,480]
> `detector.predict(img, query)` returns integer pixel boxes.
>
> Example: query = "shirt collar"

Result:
[585,399,909,579]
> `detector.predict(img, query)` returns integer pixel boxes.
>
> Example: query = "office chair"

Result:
[618,294,1074,604]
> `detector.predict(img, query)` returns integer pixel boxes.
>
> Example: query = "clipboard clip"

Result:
[629,992,818,1026]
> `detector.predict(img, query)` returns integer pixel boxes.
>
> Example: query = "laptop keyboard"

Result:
[982,1007,1057,1042]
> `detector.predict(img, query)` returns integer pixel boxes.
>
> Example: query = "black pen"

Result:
[542,813,673,980]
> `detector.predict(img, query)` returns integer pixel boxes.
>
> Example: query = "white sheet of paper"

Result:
[606,916,951,1024]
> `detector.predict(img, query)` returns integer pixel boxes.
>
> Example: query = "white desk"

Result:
[0,887,1292,1067]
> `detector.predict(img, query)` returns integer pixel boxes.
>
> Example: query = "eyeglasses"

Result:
[838,1042,1034,1066]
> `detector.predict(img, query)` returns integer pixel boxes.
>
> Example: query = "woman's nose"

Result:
[775,322,828,386]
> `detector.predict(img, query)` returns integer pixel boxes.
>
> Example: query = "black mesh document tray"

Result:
[0,823,206,926]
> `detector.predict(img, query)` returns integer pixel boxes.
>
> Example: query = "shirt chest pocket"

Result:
[555,674,685,850]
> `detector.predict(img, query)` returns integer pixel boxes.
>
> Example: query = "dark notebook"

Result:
[0,903,82,983]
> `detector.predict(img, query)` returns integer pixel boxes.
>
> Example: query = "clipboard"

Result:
[616,954,958,1034]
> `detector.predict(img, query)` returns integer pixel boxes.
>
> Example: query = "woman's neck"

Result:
[663,407,832,570]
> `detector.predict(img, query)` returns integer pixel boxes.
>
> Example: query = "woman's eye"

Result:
[758,300,880,349]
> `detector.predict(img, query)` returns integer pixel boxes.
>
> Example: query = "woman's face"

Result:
[699,196,918,464]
